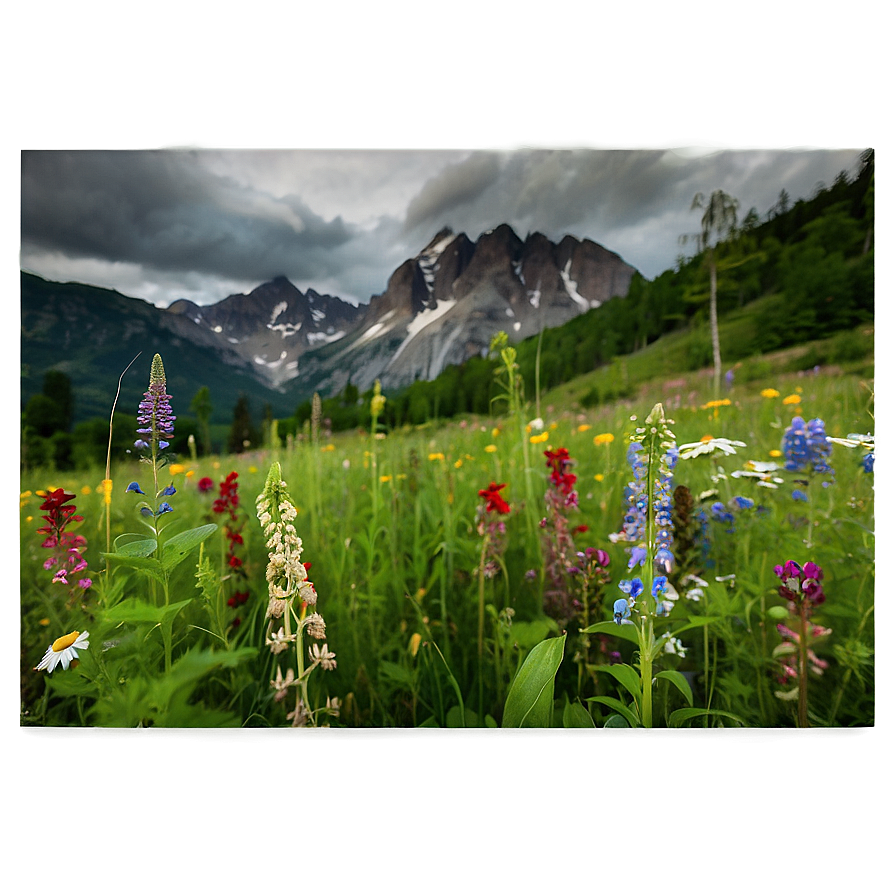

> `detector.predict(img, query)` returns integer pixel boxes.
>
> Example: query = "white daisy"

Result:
[35,630,89,673]
[678,438,746,459]
[828,433,874,451]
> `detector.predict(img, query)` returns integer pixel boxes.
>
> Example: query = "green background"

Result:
[0,0,894,894]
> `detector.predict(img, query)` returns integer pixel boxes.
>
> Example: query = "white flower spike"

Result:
[35,630,89,673]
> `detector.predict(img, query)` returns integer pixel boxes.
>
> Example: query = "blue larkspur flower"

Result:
[613,598,632,625]
[161,484,176,496]
[126,482,145,494]
[732,496,754,510]
[618,577,643,600]
[136,354,176,454]
[863,453,874,473]
[628,545,648,569]
[140,507,154,517]
[157,502,174,515]
[783,416,834,476]
[792,489,808,502]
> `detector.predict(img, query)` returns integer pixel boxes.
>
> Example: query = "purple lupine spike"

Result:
[137,354,175,450]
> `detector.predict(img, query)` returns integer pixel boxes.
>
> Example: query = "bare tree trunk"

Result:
[709,248,722,396]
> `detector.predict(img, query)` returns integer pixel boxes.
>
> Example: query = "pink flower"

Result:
[78,578,92,590]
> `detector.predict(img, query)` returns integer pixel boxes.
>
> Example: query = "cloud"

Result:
[21,150,355,286]
[403,152,503,233]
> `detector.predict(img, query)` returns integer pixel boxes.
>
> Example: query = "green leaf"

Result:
[446,705,480,728]
[563,700,596,728]
[502,633,566,728]
[510,618,554,650]
[595,663,642,707]
[160,524,218,572]
[104,597,192,625]
[766,605,790,620]
[580,620,641,646]
[668,707,746,727]
[603,713,630,728]
[656,670,694,707]
[667,616,724,639]
[100,552,166,584]
[586,695,641,728]
[112,538,158,558]
[484,714,498,729]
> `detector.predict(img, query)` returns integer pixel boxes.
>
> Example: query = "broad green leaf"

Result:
[112,538,158,558]
[656,670,694,707]
[563,699,596,728]
[772,642,797,657]
[446,705,480,728]
[580,620,641,647]
[510,619,554,650]
[502,633,566,728]
[484,714,498,729]
[766,605,790,620]
[668,707,746,727]
[595,663,642,707]
[587,695,640,728]
[160,524,218,572]
[417,717,440,728]
[104,597,192,625]
[100,552,166,584]
[667,616,724,639]
[604,713,630,728]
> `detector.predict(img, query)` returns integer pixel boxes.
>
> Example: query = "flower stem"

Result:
[798,601,810,728]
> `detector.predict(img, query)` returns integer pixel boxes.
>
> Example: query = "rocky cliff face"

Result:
[156,224,636,397]
[303,224,637,395]
[167,276,363,387]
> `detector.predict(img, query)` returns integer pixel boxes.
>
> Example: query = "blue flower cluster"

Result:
[654,446,677,571]
[710,495,755,533]
[863,453,874,474]
[622,442,647,545]
[782,416,834,476]
[127,481,176,517]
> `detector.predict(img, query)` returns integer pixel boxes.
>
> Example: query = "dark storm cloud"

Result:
[21,150,354,283]
[403,152,503,233]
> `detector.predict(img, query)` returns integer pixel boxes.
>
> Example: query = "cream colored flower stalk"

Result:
[257,461,338,728]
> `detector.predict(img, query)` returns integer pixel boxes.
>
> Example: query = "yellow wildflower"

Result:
[700,399,732,410]
[485,444,498,453]
[769,449,783,457]
[529,432,549,444]
[577,424,591,433]
[102,479,113,505]
[782,394,801,406]
[760,388,780,399]
[185,470,195,478]
[248,465,258,473]
[26,516,33,523]
[80,486,92,496]
[454,458,463,469]
[593,433,615,446]
[20,490,32,499]
[169,463,186,475]
[39,618,50,626]
[594,473,604,482]
[409,632,422,657]
[492,427,501,438]
[549,422,558,431]
[380,475,392,483]
[428,452,445,461]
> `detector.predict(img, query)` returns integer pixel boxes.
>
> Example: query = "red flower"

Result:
[228,555,243,568]
[197,476,214,493]
[478,481,510,515]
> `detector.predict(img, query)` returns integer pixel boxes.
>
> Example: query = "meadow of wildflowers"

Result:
[19,347,874,728]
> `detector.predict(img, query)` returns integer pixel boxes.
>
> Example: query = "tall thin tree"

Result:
[682,190,739,396]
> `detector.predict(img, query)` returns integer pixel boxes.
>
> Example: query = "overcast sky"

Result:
[19,147,864,309]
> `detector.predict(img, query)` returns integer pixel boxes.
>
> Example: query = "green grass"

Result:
[19,337,875,728]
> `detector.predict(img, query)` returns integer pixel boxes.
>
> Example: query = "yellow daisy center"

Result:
[52,631,80,652]
[700,435,714,443]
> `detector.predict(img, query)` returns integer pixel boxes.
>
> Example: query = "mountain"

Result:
[20,273,295,425]
[167,276,364,388]
[272,225,636,396]
[21,224,636,423]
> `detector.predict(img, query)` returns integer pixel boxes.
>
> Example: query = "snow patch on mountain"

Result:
[560,260,589,311]
[269,301,288,324]
[390,299,457,364]
[307,329,346,345]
